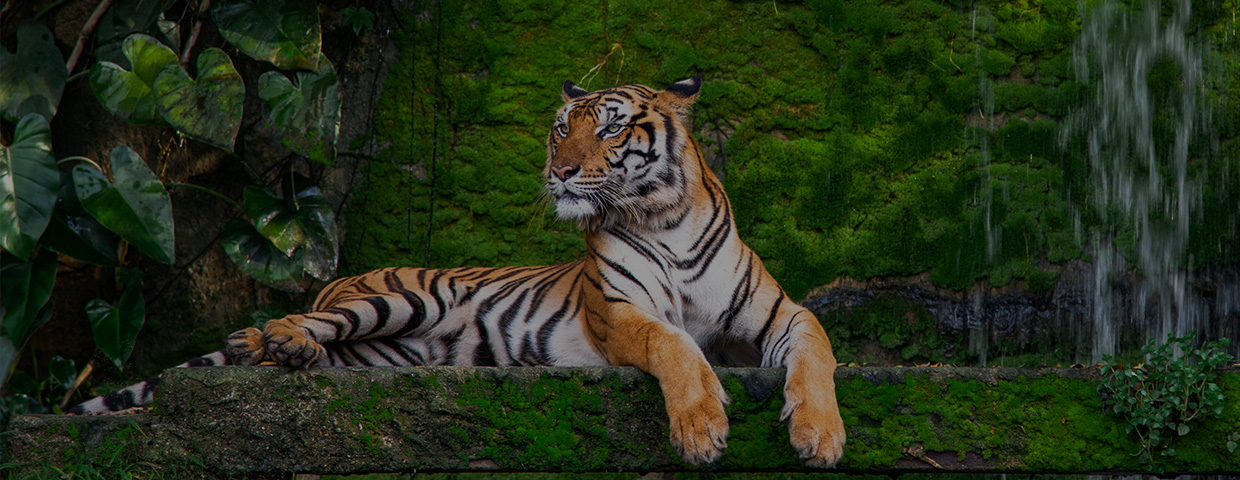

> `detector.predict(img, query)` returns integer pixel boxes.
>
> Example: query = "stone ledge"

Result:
[4,366,1239,477]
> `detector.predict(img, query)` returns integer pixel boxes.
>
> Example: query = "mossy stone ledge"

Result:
[5,366,1239,477]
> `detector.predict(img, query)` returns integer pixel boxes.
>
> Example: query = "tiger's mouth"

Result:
[553,190,599,221]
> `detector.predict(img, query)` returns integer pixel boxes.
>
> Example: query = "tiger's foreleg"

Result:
[584,299,730,465]
[754,295,846,467]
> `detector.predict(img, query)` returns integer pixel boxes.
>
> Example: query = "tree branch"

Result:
[65,0,116,76]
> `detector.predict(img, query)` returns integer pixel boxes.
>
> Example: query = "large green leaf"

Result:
[220,219,304,292]
[0,21,66,122]
[245,175,338,280]
[0,336,16,389]
[0,250,57,347]
[48,355,76,390]
[0,114,57,260]
[94,0,177,65]
[86,284,146,370]
[73,147,175,264]
[212,0,321,70]
[89,34,179,126]
[257,56,341,164]
[153,49,244,151]
[42,172,121,266]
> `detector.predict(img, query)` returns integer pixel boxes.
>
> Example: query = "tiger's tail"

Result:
[67,351,231,415]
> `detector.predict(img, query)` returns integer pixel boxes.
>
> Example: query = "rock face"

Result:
[804,262,1240,366]
[7,366,1240,477]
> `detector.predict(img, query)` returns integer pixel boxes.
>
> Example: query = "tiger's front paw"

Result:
[262,320,325,368]
[783,391,846,467]
[225,327,267,365]
[666,380,730,465]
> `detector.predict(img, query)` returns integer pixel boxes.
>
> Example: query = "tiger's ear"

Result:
[656,75,702,114]
[562,80,589,102]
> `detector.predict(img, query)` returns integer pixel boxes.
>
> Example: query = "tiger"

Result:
[70,76,847,467]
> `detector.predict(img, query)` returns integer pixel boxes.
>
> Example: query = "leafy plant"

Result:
[152,48,245,151]
[0,21,66,122]
[1098,335,1234,462]
[341,6,374,35]
[212,0,322,70]
[221,174,339,292]
[258,56,341,164]
[72,147,175,264]
[0,114,57,260]
[88,34,179,126]
[0,0,343,414]
[86,291,145,371]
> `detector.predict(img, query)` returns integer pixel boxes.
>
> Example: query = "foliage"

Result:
[0,21,65,122]
[258,57,342,164]
[0,114,57,260]
[88,34,179,126]
[0,0,343,413]
[1098,335,1234,462]
[342,6,375,35]
[72,147,175,264]
[86,272,146,370]
[212,0,322,70]
[221,174,340,291]
[152,48,245,151]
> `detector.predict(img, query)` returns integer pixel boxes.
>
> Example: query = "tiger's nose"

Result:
[550,165,581,181]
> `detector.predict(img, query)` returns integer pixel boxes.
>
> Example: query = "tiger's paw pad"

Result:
[262,322,325,368]
[787,405,846,468]
[225,327,266,366]
[668,395,730,465]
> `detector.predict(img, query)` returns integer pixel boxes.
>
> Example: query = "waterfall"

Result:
[1069,0,1212,361]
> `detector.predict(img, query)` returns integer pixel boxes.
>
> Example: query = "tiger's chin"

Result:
[553,195,600,222]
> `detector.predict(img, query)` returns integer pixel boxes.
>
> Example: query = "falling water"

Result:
[1070,0,1210,362]
[971,4,997,366]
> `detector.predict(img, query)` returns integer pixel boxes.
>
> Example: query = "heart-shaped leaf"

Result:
[48,355,76,390]
[41,172,121,266]
[245,175,338,280]
[94,0,177,65]
[0,21,66,122]
[90,34,179,126]
[0,250,57,347]
[257,56,341,164]
[73,146,175,265]
[0,114,57,260]
[86,284,145,370]
[153,48,244,151]
[220,219,304,292]
[213,0,321,70]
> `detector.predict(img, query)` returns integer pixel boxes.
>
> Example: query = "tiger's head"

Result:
[546,76,704,229]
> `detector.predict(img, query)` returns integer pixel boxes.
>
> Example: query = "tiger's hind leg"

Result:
[233,289,431,368]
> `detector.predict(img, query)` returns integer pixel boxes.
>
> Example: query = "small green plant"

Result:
[341,5,374,35]
[1098,334,1234,462]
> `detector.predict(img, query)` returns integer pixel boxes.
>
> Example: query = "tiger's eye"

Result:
[606,124,623,133]
[555,124,568,137]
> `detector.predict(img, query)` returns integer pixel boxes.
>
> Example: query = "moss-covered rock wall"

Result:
[344,0,1240,300]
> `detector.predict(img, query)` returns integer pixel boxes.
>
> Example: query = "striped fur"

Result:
[70,77,846,467]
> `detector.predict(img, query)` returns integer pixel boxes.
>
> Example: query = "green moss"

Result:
[344,0,1240,302]
[838,369,1240,471]
[450,372,633,471]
